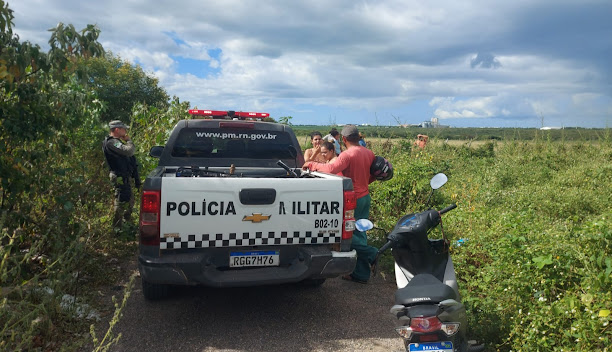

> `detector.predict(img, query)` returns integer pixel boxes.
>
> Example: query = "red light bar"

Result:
[235,111,270,119]
[188,109,269,120]
[189,110,228,117]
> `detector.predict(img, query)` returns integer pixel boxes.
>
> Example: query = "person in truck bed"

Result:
[302,125,377,284]
[304,131,327,163]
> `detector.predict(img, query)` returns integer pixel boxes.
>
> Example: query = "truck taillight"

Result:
[342,190,357,240]
[140,190,160,246]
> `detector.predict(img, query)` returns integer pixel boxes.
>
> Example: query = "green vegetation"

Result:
[0,2,186,350]
[293,125,608,142]
[78,54,170,123]
[367,135,611,351]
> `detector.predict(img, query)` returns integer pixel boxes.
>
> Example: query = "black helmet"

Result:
[370,156,393,181]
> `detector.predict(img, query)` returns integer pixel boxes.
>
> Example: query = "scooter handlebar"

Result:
[439,203,457,215]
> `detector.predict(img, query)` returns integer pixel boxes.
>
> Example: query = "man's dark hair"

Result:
[343,134,360,143]
[329,128,339,137]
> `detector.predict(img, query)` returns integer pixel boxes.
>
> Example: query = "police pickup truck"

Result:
[138,109,358,299]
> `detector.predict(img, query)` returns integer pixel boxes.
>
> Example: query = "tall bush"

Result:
[130,98,191,175]
[1,2,171,348]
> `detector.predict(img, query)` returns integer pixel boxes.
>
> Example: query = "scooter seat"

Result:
[395,273,457,305]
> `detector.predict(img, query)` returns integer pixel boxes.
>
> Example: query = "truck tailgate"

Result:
[159,177,344,250]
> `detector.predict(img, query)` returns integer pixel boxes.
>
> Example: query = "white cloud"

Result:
[572,93,601,106]
[526,98,559,116]
[431,97,498,119]
[8,0,612,127]
[115,47,175,71]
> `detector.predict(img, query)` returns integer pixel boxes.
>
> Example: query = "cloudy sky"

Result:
[10,0,612,127]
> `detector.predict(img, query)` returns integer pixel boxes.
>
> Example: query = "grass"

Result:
[364,135,611,350]
[0,208,139,351]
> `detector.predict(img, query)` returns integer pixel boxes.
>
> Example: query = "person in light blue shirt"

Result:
[322,128,342,155]
[358,132,367,148]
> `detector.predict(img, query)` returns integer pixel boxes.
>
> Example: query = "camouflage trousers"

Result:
[112,174,135,232]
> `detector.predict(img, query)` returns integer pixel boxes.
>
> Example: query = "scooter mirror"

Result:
[355,219,374,232]
[430,173,448,190]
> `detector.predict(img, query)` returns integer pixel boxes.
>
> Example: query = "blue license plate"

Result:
[408,341,453,352]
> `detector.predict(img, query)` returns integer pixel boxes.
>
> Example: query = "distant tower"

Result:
[431,117,439,126]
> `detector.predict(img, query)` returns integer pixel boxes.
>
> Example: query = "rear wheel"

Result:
[142,279,169,300]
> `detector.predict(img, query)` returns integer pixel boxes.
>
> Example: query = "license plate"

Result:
[408,341,453,352]
[229,251,280,268]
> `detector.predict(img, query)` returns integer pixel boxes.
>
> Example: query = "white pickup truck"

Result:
[138,110,358,299]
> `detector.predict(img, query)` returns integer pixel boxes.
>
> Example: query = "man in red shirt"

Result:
[303,125,377,284]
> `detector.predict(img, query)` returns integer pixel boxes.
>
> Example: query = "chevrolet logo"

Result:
[242,213,271,223]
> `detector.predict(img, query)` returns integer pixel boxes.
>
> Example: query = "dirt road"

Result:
[109,272,404,352]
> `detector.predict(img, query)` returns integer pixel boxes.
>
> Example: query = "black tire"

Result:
[142,279,169,300]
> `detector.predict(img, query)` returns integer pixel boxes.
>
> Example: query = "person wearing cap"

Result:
[103,120,141,234]
[302,124,377,284]
[415,134,429,149]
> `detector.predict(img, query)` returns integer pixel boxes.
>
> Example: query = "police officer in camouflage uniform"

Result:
[103,120,141,234]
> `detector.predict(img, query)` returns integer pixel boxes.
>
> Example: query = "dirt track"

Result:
[107,265,405,352]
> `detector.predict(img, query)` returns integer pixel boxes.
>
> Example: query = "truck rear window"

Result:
[171,128,297,159]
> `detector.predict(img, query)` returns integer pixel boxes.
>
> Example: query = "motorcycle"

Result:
[358,173,484,352]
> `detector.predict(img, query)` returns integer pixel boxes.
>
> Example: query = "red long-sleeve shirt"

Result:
[305,146,375,198]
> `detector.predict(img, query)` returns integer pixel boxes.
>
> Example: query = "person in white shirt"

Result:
[321,128,342,155]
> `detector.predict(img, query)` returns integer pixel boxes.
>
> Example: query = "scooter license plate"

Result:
[408,341,453,352]
[229,251,280,267]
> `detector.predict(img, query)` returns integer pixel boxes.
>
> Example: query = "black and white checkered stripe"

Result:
[160,231,341,249]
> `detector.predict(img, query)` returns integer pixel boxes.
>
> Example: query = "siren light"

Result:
[188,109,270,120]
